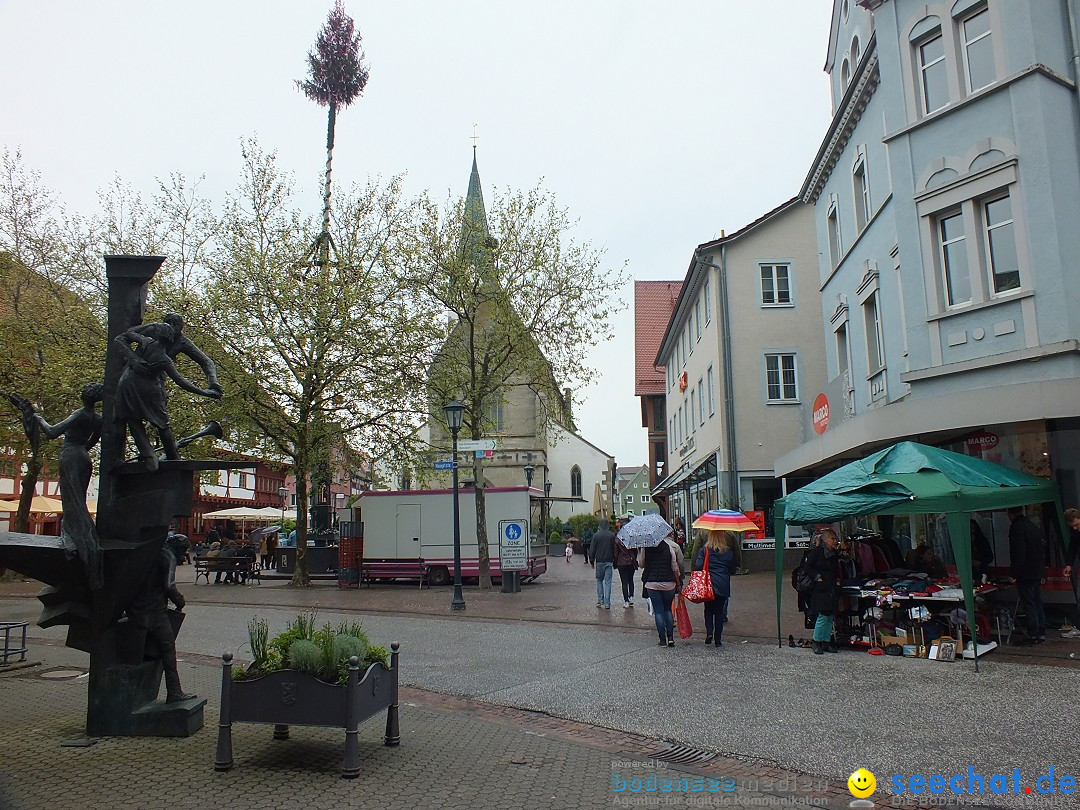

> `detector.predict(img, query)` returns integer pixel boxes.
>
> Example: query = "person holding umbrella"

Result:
[692,531,738,647]
[619,514,683,646]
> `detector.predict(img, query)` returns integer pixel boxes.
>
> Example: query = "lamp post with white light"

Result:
[278,485,288,528]
[443,399,466,611]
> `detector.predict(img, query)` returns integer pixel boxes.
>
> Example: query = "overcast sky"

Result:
[0,0,833,469]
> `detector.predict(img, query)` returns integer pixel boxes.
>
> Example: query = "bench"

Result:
[359,559,433,589]
[194,557,260,585]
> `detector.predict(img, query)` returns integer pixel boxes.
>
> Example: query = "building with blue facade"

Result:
[777,0,1080,549]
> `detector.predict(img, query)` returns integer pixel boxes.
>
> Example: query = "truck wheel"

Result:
[427,566,451,587]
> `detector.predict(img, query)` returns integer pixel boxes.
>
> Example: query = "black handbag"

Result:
[794,566,815,594]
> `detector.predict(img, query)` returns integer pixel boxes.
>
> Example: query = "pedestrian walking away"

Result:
[1009,506,1047,643]
[804,528,841,654]
[639,533,684,646]
[590,520,617,608]
[692,530,737,648]
[614,535,638,608]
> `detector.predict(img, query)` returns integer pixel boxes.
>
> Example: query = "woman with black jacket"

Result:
[692,531,737,647]
[804,528,841,654]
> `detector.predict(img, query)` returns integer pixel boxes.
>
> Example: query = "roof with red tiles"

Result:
[634,280,683,396]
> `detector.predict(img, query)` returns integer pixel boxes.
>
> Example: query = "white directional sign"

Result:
[499,519,528,571]
[458,439,497,452]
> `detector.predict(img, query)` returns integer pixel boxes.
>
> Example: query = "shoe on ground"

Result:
[1062,628,1080,639]
[623,601,630,608]
[667,640,675,647]
[826,642,839,653]
[705,635,713,645]
[166,692,196,703]
[596,602,602,608]
[605,604,611,609]
[628,599,634,607]
[715,641,723,648]
[812,642,824,655]
[657,640,667,647]
[1034,636,1046,644]
[788,634,797,648]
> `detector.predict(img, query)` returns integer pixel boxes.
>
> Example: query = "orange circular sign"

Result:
[812,393,830,435]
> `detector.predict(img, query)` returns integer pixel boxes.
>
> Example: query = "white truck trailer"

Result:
[356,486,548,585]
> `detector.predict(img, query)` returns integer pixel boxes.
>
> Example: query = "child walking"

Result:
[565,541,574,563]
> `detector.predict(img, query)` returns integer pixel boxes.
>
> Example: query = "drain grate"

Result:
[646,743,716,765]
[527,605,561,612]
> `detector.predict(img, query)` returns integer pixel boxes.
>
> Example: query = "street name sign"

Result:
[433,460,454,471]
[457,439,497,452]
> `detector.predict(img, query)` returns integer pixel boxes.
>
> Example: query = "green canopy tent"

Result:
[772,441,1066,672]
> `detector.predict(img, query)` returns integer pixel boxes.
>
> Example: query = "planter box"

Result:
[214,643,400,778]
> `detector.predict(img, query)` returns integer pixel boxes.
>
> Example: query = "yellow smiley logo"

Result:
[848,768,876,798]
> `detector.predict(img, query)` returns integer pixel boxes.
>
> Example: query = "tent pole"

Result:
[774,501,787,649]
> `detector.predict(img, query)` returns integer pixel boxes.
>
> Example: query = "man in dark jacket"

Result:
[805,528,841,654]
[1061,508,1080,639]
[590,520,617,609]
[1008,507,1046,643]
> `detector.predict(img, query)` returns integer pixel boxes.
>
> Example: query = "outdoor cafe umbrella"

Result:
[615,513,673,549]
[0,495,65,513]
[691,509,759,533]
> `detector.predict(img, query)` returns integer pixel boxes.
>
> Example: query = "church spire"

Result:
[461,145,493,266]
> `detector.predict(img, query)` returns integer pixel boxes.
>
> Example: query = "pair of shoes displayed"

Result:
[1061,628,1080,639]
[788,634,797,648]
[705,635,713,645]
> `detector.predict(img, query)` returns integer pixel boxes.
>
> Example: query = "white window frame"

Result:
[853,147,871,232]
[827,196,843,267]
[960,6,994,94]
[863,292,885,375]
[917,29,948,115]
[760,263,793,307]
[703,277,712,324]
[690,389,696,434]
[626,495,634,504]
[697,379,705,426]
[694,298,702,341]
[982,193,1020,296]
[707,366,715,416]
[765,353,799,403]
[937,209,971,308]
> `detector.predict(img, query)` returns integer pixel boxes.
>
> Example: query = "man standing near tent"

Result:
[1008,507,1047,644]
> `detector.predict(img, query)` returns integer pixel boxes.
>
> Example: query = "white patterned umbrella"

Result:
[616,513,673,549]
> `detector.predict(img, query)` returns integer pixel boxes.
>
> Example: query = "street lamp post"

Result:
[335,492,345,534]
[523,464,535,488]
[443,399,466,611]
[278,485,288,528]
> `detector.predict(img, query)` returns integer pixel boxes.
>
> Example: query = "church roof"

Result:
[634,280,682,396]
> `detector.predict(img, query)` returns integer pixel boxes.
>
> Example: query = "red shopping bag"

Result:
[683,547,714,604]
[675,594,693,639]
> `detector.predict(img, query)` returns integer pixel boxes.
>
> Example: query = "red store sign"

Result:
[966,430,999,452]
[812,393,830,435]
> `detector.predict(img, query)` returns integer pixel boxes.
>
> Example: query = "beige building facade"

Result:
[654,199,826,537]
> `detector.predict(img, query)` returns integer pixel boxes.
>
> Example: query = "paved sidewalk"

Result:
[0,641,857,810]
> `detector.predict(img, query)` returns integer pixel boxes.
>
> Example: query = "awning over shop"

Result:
[772,441,1065,672]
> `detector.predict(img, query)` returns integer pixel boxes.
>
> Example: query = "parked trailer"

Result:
[356,486,548,586]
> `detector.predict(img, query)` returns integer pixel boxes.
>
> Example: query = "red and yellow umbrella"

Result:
[691,509,759,533]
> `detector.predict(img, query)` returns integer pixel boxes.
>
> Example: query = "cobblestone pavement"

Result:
[1,558,1076,809]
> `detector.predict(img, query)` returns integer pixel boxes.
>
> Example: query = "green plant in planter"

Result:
[289,639,323,677]
[238,610,390,684]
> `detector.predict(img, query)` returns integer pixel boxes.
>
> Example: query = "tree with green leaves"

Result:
[204,142,439,586]
[0,149,106,535]
[408,158,627,588]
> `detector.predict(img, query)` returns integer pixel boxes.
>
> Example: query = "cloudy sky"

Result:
[0,1,833,469]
